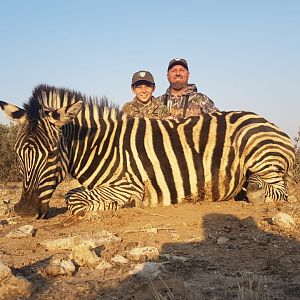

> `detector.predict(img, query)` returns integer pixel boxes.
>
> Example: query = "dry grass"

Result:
[237,273,270,300]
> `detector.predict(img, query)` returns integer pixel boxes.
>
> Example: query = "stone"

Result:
[288,195,298,204]
[85,230,121,246]
[95,260,113,271]
[272,212,296,229]
[128,246,159,261]
[111,255,129,264]
[5,225,35,238]
[39,235,85,251]
[216,237,230,245]
[129,262,164,279]
[160,254,188,262]
[43,258,76,276]
[70,243,100,266]
[0,261,33,299]
[0,261,11,281]
[0,275,33,299]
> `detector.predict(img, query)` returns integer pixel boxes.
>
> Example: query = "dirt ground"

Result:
[0,181,300,300]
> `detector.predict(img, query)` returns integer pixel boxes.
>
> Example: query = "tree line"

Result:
[0,123,299,183]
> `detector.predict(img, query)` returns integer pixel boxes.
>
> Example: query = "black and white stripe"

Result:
[0,84,296,217]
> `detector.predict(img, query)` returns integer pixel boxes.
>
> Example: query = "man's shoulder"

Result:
[190,92,213,103]
[188,92,219,113]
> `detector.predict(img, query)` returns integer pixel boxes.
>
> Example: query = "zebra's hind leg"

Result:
[246,174,289,205]
[246,175,266,205]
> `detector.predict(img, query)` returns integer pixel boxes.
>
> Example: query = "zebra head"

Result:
[0,99,83,218]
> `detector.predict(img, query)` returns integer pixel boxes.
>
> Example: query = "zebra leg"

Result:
[246,175,266,205]
[246,174,289,204]
[66,183,144,215]
[66,187,119,215]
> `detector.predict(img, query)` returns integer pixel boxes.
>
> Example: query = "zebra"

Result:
[0,84,297,218]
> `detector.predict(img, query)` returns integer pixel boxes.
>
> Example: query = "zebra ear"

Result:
[0,100,27,124]
[47,101,83,127]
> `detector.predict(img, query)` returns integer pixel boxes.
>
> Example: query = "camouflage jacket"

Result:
[156,84,219,119]
[121,96,168,119]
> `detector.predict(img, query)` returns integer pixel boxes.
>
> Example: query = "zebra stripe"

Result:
[0,85,296,217]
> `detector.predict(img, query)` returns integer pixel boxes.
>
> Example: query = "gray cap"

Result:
[167,58,189,71]
[131,70,155,86]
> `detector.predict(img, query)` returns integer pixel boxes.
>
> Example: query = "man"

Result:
[157,58,218,119]
[122,70,168,119]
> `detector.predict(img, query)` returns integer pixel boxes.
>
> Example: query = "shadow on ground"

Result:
[95,213,300,300]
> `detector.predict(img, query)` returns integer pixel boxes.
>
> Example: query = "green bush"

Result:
[0,123,21,182]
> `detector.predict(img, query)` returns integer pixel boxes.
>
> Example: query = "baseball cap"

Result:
[131,70,155,86]
[167,58,189,71]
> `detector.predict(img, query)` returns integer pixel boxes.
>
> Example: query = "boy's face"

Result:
[132,82,155,103]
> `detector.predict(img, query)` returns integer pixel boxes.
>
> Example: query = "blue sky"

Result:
[0,0,299,139]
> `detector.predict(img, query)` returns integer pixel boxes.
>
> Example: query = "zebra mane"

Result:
[23,84,121,125]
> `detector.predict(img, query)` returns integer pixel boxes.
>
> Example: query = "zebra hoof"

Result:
[246,183,265,205]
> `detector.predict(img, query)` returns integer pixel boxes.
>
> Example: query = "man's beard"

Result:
[171,81,186,90]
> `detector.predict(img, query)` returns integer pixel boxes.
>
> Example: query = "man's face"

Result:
[167,65,190,90]
[132,82,155,103]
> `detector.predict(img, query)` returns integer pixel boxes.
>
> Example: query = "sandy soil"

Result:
[0,181,300,300]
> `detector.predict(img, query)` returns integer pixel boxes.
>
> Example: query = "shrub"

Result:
[294,128,300,181]
[0,123,21,182]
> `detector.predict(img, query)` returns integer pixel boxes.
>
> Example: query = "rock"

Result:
[160,254,188,262]
[85,230,121,246]
[111,255,129,264]
[0,275,33,299]
[5,225,35,238]
[128,246,159,261]
[265,196,274,203]
[240,217,256,228]
[272,212,296,229]
[288,195,298,204]
[39,235,85,251]
[129,262,164,279]
[0,261,33,299]
[42,258,76,276]
[216,237,230,245]
[70,243,100,266]
[0,261,11,281]
[95,260,113,271]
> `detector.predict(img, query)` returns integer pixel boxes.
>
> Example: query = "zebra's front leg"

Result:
[65,184,144,215]
[65,187,120,215]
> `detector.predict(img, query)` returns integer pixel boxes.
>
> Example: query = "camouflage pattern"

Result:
[122,96,168,119]
[156,84,219,119]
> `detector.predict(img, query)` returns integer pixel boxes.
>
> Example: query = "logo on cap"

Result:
[139,72,146,77]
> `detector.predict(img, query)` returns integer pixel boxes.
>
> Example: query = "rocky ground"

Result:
[0,181,300,300]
